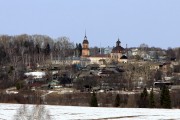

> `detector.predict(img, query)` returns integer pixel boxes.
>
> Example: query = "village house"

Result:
[131,48,139,56]
[104,46,113,54]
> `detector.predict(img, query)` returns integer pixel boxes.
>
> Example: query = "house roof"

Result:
[120,55,128,59]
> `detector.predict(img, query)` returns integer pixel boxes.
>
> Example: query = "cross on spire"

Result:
[116,38,121,46]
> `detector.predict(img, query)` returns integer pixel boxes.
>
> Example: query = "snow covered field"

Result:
[0,103,180,120]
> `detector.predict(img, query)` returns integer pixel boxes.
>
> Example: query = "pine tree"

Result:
[149,88,155,108]
[114,94,120,107]
[139,87,148,108]
[74,43,79,57]
[160,85,171,108]
[78,43,82,56]
[44,43,51,55]
[35,44,40,54]
[90,92,98,107]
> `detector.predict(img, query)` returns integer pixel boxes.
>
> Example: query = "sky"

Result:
[0,0,180,49]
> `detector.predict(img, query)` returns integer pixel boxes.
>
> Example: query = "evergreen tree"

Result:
[160,85,171,108]
[74,43,82,57]
[149,88,155,108]
[90,92,98,107]
[114,94,120,107]
[74,43,79,57]
[139,87,148,108]
[154,70,163,80]
[78,43,82,56]
[35,44,40,54]
[44,43,51,55]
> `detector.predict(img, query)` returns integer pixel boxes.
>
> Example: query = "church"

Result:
[51,34,128,66]
[81,34,128,64]
[111,38,127,63]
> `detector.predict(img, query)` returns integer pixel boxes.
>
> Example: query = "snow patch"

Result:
[0,103,180,120]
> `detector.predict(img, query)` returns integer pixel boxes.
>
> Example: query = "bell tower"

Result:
[82,32,90,57]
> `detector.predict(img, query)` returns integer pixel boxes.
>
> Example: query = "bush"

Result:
[16,82,24,90]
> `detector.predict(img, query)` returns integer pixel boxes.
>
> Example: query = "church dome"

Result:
[83,36,89,44]
[83,39,89,44]
[111,46,124,53]
[111,38,124,53]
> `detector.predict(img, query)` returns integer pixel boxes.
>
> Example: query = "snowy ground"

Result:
[0,103,180,120]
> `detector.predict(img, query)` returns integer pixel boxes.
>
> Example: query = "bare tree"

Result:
[55,37,74,59]
[14,104,52,120]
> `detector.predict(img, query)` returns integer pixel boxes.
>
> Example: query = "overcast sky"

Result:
[0,0,180,49]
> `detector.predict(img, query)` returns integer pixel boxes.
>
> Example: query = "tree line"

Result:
[90,86,172,109]
[0,34,74,88]
[0,34,75,65]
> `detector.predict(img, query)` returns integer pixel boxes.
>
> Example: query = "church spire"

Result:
[83,29,89,44]
[84,29,87,40]
[116,38,121,46]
